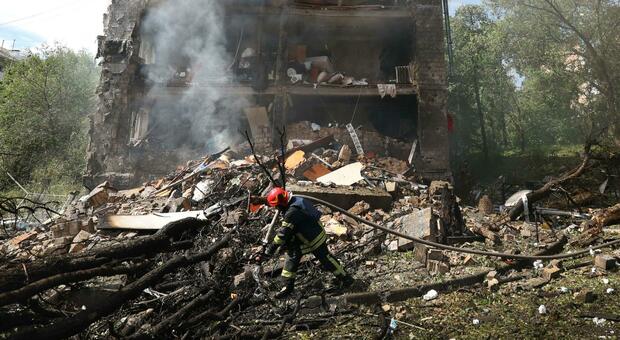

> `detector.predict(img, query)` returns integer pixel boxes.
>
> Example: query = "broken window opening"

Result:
[139,11,281,89]
[286,94,418,159]
[284,14,415,86]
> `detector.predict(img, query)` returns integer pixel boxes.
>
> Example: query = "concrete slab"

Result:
[288,184,392,210]
[397,208,436,251]
[317,162,364,186]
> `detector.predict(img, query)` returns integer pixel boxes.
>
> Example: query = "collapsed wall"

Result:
[85,0,149,189]
[85,0,450,189]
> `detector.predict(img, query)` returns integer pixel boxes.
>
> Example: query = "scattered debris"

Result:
[317,162,364,186]
[1,130,619,339]
[423,289,438,301]
[538,305,547,315]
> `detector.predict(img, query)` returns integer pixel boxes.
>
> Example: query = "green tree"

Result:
[488,0,620,146]
[449,5,517,159]
[0,45,98,192]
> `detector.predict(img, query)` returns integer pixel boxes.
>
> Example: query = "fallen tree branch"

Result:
[507,144,592,221]
[129,290,216,339]
[7,234,231,340]
[574,203,620,246]
[181,296,243,329]
[0,262,147,307]
[0,218,204,293]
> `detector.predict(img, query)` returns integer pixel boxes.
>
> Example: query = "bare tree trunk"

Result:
[500,111,509,148]
[511,92,526,152]
[473,73,489,159]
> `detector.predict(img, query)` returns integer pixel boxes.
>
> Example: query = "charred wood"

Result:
[7,234,231,340]
[0,218,203,293]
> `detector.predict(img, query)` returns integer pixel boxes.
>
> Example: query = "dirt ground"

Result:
[292,251,620,339]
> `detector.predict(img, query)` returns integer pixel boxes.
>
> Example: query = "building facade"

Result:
[86,0,450,188]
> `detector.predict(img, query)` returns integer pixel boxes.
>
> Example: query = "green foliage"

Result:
[450,5,516,158]
[0,45,98,193]
[450,1,620,165]
[488,0,620,145]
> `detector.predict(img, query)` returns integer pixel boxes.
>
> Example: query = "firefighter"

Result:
[258,187,353,298]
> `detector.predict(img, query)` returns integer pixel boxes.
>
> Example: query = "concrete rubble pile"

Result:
[1,137,620,339]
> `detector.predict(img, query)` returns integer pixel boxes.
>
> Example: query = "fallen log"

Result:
[574,203,620,246]
[0,262,147,307]
[0,218,204,293]
[588,203,620,228]
[507,145,591,221]
[7,234,231,340]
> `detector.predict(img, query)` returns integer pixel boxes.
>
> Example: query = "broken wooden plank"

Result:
[100,211,209,230]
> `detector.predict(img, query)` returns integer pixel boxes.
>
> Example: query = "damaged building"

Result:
[86,0,450,188]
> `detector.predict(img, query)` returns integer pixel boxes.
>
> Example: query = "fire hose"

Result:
[295,195,620,261]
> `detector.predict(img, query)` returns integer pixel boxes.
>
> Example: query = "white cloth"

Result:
[377,84,397,98]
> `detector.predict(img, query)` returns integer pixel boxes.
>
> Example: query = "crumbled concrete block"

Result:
[414,244,429,264]
[387,240,399,252]
[594,255,616,271]
[427,260,450,275]
[287,184,392,211]
[385,182,397,193]
[486,270,498,280]
[542,266,562,281]
[51,223,70,238]
[69,230,92,253]
[67,220,82,236]
[233,267,253,287]
[503,233,516,242]
[348,201,370,216]
[427,249,447,262]
[54,236,74,246]
[324,219,348,238]
[487,278,499,291]
[87,186,109,208]
[398,208,436,251]
[520,226,533,238]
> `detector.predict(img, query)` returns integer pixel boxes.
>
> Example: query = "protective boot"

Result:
[275,279,295,299]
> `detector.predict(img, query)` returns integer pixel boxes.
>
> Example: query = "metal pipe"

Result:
[297,194,620,261]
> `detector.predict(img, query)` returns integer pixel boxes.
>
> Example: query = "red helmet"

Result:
[267,187,289,207]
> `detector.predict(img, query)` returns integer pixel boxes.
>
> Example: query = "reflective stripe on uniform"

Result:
[281,269,296,278]
[282,221,293,228]
[274,235,285,245]
[301,231,327,254]
[327,254,345,276]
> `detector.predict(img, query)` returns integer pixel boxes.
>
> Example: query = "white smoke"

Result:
[140,0,249,155]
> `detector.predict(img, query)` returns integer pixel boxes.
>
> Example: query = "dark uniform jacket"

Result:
[272,196,326,254]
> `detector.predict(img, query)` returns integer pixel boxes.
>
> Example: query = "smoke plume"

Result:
[140,0,249,155]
